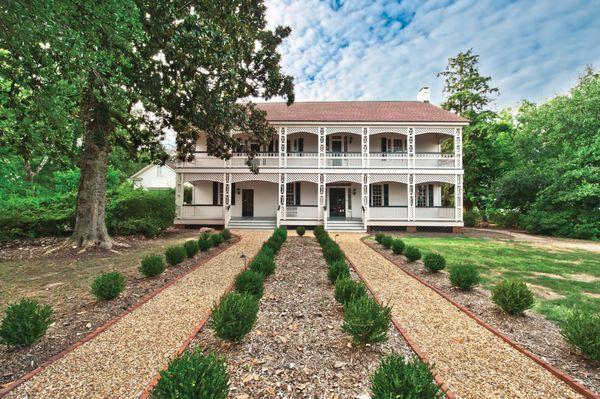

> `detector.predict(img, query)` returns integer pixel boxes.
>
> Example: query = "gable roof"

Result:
[256,101,468,123]
[129,162,176,180]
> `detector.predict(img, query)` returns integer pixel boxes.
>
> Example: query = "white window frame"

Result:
[286,182,295,206]
[416,184,428,207]
[371,184,383,207]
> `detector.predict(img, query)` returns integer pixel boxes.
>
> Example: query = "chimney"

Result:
[417,86,430,103]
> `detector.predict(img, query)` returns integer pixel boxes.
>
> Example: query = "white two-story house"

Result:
[174,88,468,232]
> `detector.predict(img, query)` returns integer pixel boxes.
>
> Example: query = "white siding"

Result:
[231,181,278,217]
[132,165,176,190]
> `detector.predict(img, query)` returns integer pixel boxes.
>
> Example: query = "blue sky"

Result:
[265,0,600,109]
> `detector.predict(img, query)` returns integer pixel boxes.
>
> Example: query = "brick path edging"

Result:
[340,247,457,399]
[0,235,241,398]
[363,237,600,399]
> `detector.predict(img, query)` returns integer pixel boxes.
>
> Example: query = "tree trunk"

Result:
[24,158,33,182]
[70,90,113,249]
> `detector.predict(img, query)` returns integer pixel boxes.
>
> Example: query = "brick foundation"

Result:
[406,226,417,233]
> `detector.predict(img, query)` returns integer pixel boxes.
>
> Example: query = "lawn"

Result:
[389,235,600,323]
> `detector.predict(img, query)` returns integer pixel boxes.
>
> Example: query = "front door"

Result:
[242,189,254,217]
[329,188,346,218]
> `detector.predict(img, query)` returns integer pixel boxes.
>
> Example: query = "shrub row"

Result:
[211,228,287,343]
[315,227,391,347]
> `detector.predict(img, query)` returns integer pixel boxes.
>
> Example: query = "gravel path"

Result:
[3,231,269,399]
[336,233,585,399]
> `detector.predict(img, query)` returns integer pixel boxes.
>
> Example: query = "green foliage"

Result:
[560,310,600,361]
[423,253,446,272]
[334,277,367,305]
[0,299,53,347]
[374,233,386,244]
[184,240,199,258]
[296,226,305,236]
[139,255,166,277]
[491,280,535,315]
[404,246,421,262]
[210,233,224,247]
[381,235,393,249]
[198,238,212,252]
[234,270,265,299]
[221,229,231,241]
[463,211,478,228]
[150,349,229,399]
[323,242,345,264]
[249,253,276,277]
[165,245,187,266]
[327,260,350,284]
[211,292,259,342]
[342,296,391,346]
[91,272,126,301]
[391,238,405,255]
[370,354,444,399]
[449,264,480,291]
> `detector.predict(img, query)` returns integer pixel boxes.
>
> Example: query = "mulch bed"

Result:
[0,230,234,388]
[191,236,414,398]
[365,238,600,395]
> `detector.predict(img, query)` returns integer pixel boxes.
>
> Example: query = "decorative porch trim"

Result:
[369,126,409,135]
[361,127,369,168]
[182,173,223,183]
[326,126,362,135]
[318,127,326,168]
[454,127,463,169]
[279,127,287,167]
[287,126,319,135]
[455,174,463,222]
[285,173,319,184]
[325,173,362,184]
[318,173,325,221]
[369,174,409,184]
[408,174,415,220]
[414,126,455,136]
[231,173,279,183]
[414,174,455,184]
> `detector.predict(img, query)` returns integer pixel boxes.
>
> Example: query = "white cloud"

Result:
[265,0,600,109]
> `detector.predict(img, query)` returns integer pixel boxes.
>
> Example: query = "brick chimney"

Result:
[417,87,430,103]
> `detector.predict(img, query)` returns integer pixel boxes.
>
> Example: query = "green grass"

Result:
[373,235,600,324]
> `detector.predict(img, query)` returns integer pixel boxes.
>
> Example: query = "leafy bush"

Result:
[323,242,344,264]
[381,235,393,249]
[491,280,534,315]
[200,232,211,241]
[296,226,306,236]
[234,270,265,299]
[449,264,480,291]
[198,238,212,252]
[342,296,391,346]
[404,246,421,262]
[151,349,229,399]
[370,354,444,399]
[91,271,126,301]
[274,227,287,240]
[0,299,53,347]
[391,239,405,255]
[165,245,187,266]
[327,259,350,284]
[184,240,199,258]
[211,292,259,342]
[560,310,600,361]
[221,228,231,240]
[107,188,175,238]
[463,210,478,228]
[210,233,224,247]
[139,255,166,277]
[423,253,446,272]
[334,277,367,305]
[374,233,386,244]
[249,253,276,277]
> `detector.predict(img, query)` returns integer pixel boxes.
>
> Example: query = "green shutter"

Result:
[384,184,389,206]
[295,182,301,205]
[212,182,218,205]
[231,183,236,205]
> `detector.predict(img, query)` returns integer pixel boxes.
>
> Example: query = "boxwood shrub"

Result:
[234,270,265,299]
[150,349,229,399]
[221,228,231,241]
[323,242,344,264]
[165,245,187,266]
[449,264,480,291]
[91,271,126,301]
[296,226,306,236]
[404,246,421,262]
[139,255,166,277]
[374,233,386,244]
[391,239,405,255]
[198,238,212,252]
[342,296,391,346]
[370,354,444,399]
[210,233,224,247]
[327,259,350,284]
[334,277,367,305]
[560,310,600,361]
[0,298,53,347]
[249,253,276,277]
[423,253,446,272]
[381,235,393,249]
[491,280,534,315]
[184,240,199,258]
[211,292,259,342]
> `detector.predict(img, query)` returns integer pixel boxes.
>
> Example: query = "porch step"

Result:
[326,219,365,232]
[227,217,277,230]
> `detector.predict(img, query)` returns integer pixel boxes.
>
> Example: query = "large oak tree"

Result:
[1,0,294,249]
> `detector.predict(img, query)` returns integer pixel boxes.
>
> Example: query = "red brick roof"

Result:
[256,101,468,123]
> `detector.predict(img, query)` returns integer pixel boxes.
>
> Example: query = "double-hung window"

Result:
[371,185,383,207]
[286,183,295,206]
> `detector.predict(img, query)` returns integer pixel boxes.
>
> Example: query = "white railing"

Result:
[415,153,455,168]
[276,206,281,227]
[369,152,408,168]
[415,207,454,219]
[180,205,224,219]
[286,152,319,167]
[224,206,231,226]
[285,205,319,219]
[229,153,279,168]
[369,206,408,220]
[325,152,362,167]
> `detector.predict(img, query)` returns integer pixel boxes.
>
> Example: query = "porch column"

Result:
[318,127,326,168]
[454,127,462,169]
[408,173,415,221]
[318,173,325,222]
[408,127,415,168]
[279,173,286,222]
[279,127,287,167]
[175,172,183,218]
[455,174,463,222]
[223,172,231,206]
[362,173,369,230]
[361,127,369,168]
